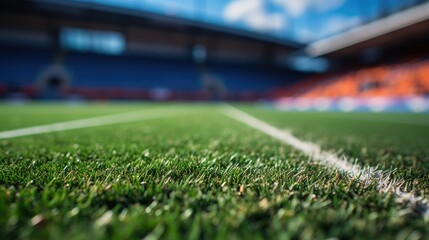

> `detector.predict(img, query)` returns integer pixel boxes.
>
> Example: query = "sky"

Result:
[76,0,421,43]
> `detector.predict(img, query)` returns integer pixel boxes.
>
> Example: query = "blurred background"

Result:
[1,0,429,111]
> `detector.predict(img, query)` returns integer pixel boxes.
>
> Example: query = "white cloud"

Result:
[273,0,344,17]
[272,0,307,16]
[223,0,287,32]
[223,0,261,22]
[296,15,361,42]
[321,15,361,36]
[222,0,349,38]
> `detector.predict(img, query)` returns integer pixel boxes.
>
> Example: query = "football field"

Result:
[0,103,428,239]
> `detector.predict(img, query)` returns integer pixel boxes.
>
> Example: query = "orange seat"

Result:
[275,59,429,99]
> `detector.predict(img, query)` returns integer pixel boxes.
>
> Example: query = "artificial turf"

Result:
[0,103,428,239]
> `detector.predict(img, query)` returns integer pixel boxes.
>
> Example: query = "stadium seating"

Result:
[66,53,200,91]
[0,45,301,101]
[0,45,52,97]
[274,58,429,99]
[2,43,428,101]
[209,63,290,91]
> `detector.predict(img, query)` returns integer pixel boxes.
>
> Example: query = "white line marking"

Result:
[0,108,187,140]
[223,105,429,219]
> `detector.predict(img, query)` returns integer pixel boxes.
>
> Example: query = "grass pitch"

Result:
[0,103,428,239]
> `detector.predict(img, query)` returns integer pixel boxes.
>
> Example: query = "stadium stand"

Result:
[1,0,428,107]
[0,1,304,101]
[273,57,429,99]
[0,45,52,98]
[0,44,301,101]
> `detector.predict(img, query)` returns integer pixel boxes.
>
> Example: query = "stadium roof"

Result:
[306,1,429,57]
[22,0,303,49]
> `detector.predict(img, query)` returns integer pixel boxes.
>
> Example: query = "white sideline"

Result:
[0,108,186,140]
[223,106,429,219]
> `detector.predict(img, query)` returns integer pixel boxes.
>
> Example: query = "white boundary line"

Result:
[0,108,187,140]
[223,105,429,219]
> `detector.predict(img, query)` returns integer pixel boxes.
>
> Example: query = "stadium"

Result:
[1,0,429,239]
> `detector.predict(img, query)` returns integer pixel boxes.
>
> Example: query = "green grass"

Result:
[0,103,428,239]
[240,106,429,198]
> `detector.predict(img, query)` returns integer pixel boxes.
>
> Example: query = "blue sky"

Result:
[77,0,419,43]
